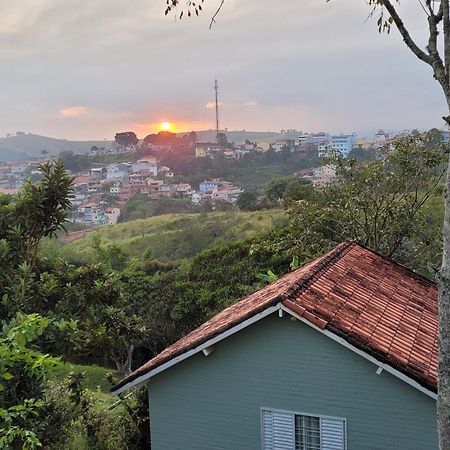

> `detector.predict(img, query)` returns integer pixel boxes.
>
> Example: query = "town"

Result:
[0,127,446,227]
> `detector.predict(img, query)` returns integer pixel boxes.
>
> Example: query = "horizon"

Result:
[0,0,446,143]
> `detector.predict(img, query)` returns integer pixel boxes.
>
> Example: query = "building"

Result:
[176,183,192,195]
[318,143,332,157]
[373,129,396,149]
[199,179,220,192]
[113,242,438,450]
[77,203,105,225]
[158,184,177,197]
[104,207,121,225]
[272,139,296,152]
[353,138,372,150]
[89,167,107,180]
[146,179,164,199]
[132,158,157,177]
[195,143,224,158]
[331,134,357,156]
[312,164,336,186]
[110,181,123,195]
[106,163,132,179]
[311,132,329,146]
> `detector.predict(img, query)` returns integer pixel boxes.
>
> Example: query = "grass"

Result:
[121,194,203,221]
[49,362,120,408]
[41,209,286,262]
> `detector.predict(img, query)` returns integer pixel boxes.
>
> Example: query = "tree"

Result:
[15,160,74,269]
[236,191,258,210]
[216,132,229,147]
[115,131,139,147]
[287,135,445,259]
[164,3,450,445]
[263,175,312,204]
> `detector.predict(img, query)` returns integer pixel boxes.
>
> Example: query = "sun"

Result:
[160,121,171,131]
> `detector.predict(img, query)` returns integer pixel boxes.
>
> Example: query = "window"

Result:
[261,408,346,450]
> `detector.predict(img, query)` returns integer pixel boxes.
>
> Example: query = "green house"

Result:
[113,242,438,449]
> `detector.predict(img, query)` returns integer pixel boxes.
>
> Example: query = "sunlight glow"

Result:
[160,121,171,131]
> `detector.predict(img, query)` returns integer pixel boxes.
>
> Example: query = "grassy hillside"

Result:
[42,209,286,263]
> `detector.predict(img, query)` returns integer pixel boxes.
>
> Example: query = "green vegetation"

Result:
[169,149,321,193]
[50,363,119,398]
[226,151,320,192]
[120,194,203,221]
[41,209,286,262]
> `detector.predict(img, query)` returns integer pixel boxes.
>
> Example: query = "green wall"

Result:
[148,314,437,449]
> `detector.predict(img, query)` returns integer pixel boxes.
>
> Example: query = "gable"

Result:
[148,315,437,450]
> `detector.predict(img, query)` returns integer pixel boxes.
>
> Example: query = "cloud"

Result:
[0,0,444,140]
[59,106,89,117]
[206,101,221,109]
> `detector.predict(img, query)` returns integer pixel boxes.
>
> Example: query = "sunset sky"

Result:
[0,0,446,140]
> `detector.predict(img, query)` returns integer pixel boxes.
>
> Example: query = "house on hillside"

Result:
[89,167,107,180]
[112,241,438,450]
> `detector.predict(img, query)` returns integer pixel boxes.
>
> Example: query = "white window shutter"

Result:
[320,418,346,450]
[262,410,274,450]
[262,410,295,450]
[272,411,295,450]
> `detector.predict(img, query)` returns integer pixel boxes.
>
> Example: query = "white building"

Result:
[106,163,132,179]
[330,134,357,156]
[132,158,157,176]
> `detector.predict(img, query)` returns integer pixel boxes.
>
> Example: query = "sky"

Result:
[0,0,446,140]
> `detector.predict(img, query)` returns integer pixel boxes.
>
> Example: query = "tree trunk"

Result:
[438,107,450,450]
[114,343,135,376]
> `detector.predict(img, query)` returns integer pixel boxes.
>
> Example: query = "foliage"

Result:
[58,151,91,173]
[264,175,313,204]
[1,160,73,278]
[286,135,445,262]
[216,132,229,147]
[0,313,58,450]
[236,191,259,211]
[114,132,138,148]
[41,372,148,450]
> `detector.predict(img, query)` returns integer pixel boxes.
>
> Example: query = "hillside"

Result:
[42,209,286,262]
[0,133,112,160]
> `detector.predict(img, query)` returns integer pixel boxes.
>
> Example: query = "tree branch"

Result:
[209,0,225,29]
[382,0,433,65]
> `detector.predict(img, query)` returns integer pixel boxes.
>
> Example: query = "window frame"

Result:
[260,407,347,450]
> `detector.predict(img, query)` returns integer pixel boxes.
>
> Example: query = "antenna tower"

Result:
[214,78,220,141]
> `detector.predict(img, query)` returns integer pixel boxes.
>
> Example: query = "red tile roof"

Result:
[113,241,438,393]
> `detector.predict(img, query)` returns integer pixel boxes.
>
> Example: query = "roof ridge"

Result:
[279,240,354,302]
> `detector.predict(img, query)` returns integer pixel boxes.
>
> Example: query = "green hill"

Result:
[0,133,112,161]
[42,210,286,263]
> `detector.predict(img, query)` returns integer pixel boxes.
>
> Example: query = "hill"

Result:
[41,209,286,263]
[0,133,112,160]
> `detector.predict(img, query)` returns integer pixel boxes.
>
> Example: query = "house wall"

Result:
[147,314,437,450]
